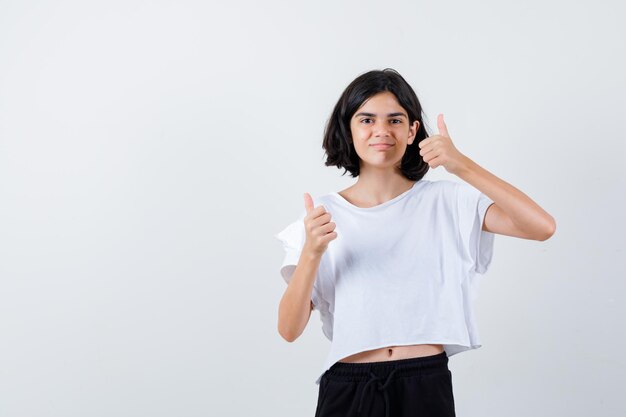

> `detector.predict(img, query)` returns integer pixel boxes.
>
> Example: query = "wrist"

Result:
[301,245,323,261]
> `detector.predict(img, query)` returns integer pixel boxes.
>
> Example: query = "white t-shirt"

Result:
[274,179,496,385]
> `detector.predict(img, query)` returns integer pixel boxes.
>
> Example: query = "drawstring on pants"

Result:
[356,367,399,417]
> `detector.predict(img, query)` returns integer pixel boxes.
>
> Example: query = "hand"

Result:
[302,193,337,256]
[418,114,470,176]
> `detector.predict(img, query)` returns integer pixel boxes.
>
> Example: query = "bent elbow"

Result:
[281,332,299,343]
[538,218,557,241]
[278,324,299,343]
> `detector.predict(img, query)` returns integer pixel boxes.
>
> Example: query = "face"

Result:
[349,91,419,171]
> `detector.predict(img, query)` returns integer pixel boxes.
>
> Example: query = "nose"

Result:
[374,123,390,137]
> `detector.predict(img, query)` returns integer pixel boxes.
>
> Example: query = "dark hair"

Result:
[322,68,430,180]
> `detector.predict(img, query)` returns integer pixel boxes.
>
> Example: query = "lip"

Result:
[370,143,394,149]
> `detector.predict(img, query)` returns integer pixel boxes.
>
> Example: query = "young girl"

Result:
[275,68,556,417]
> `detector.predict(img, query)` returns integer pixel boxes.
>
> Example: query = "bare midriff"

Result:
[338,344,444,363]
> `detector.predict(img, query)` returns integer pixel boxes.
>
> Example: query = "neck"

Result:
[351,169,416,205]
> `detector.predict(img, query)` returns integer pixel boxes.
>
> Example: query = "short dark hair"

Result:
[322,68,430,180]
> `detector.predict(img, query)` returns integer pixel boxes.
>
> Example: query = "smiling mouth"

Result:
[371,143,394,148]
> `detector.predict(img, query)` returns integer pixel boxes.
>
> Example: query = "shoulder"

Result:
[413,180,473,211]
[414,179,457,197]
[424,179,482,197]
[427,179,458,190]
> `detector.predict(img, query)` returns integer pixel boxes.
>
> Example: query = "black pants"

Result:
[314,351,455,417]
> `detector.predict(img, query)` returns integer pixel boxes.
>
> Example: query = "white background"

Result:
[0,0,624,416]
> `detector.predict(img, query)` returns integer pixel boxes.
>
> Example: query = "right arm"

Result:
[277,249,322,342]
[277,192,337,342]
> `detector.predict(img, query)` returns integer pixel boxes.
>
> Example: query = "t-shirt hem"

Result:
[314,340,483,385]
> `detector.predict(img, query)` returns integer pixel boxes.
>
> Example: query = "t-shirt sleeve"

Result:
[273,209,324,309]
[455,182,496,274]
[274,210,306,284]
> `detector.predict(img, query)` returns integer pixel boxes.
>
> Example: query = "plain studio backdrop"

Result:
[0,0,624,416]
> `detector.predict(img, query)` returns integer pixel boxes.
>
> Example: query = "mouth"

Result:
[370,143,394,150]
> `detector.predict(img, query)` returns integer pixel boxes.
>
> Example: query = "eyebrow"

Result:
[354,112,407,118]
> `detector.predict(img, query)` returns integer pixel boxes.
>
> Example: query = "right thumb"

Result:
[303,193,314,214]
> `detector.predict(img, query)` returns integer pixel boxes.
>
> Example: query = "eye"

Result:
[391,119,402,124]
[360,118,373,124]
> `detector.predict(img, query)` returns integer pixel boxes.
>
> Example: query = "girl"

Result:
[275,68,555,417]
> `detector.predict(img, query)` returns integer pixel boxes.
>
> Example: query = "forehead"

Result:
[355,91,404,112]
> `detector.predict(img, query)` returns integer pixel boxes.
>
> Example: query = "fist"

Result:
[418,114,469,176]
[302,193,337,256]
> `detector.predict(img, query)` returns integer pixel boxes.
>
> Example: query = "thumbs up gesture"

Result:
[418,114,470,176]
[302,193,337,257]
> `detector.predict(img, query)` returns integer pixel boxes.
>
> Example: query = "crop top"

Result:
[274,179,496,385]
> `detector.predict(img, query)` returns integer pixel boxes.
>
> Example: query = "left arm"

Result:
[455,156,556,241]
[418,114,557,241]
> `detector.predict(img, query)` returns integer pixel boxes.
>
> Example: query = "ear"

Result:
[408,120,420,145]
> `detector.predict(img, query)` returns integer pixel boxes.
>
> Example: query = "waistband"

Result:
[325,351,448,381]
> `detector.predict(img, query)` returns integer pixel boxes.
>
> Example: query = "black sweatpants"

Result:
[314,351,455,417]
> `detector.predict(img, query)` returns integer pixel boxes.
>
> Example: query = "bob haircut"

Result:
[322,68,430,181]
